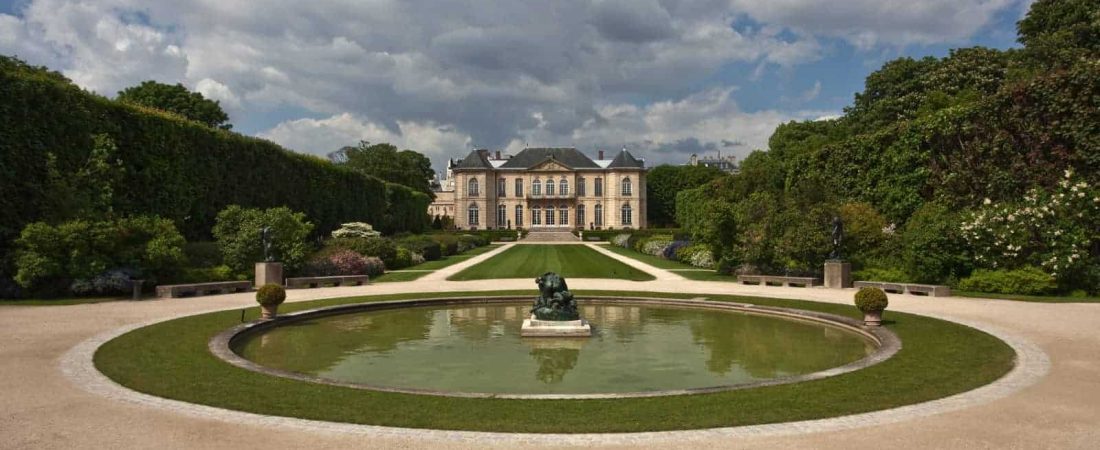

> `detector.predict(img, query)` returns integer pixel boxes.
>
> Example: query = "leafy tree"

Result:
[117,80,232,129]
[1017,0,1100,70]
[645,164,725,226]
[339,141,435,198]
[212,205,314,273]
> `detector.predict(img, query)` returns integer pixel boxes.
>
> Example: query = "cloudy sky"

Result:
[0,0,1032,172]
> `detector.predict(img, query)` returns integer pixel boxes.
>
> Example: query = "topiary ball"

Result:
[854,287,888,313]
[256,284,286,306]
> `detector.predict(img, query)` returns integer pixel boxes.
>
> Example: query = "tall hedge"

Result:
[0,57,429,259]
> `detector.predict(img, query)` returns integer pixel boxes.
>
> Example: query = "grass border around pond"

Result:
[93,289,1015,433]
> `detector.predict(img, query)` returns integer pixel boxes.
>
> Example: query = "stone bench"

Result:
[285,275,370,289]
[854,281,951,297]
[737,275,822,288]
[155,281,252,298]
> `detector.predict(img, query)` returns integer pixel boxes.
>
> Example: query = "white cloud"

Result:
[257,113,473,164]
[194,78,240,110]
[730,0,1020,48]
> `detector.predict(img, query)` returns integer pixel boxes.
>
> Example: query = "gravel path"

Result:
[3,244,1099,449]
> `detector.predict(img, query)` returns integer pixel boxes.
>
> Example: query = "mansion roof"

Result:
[454,147,644,171]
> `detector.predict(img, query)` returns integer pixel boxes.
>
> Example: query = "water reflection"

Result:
[235,302,873,395]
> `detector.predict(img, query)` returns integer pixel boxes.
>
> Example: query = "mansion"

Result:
[429,147,647,230]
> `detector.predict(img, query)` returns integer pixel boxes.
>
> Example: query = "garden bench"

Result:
[737,275,822,288]
[285,275,370,289]
[155,281,252,298]
[854,281,951,297]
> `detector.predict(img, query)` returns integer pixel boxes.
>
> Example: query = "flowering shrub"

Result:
[675,244,715,268]
[392,247,414,269]
[331,222,381,239]
[362,257,385,277]
[305,248,371,276]
[611,233,631,248]
[663,240,690,259]
[410,251,426,266]
[961,170,1099,280]
[641,238,673,257]
[70,268,138,296]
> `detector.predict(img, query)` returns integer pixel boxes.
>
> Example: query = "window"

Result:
[515,205,523,227]
[531,206,542,225]
[621,204,632,226]
[546,180,555,196]
[546,206,555,225]
[468,204,480,225]
[497,204,507,228]
[576,205,585,228]
[497,178,506,197]
[594,177,603,196]
[515,178,524,197]
[532,179,542,196]
[621,177,632,196]
[559,205,568,225]
[594,204,603,226]
[468,178,479,196]
[559,179,569,196]
[577,178,586,196]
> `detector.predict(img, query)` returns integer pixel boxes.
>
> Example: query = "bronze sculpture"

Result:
[829,216,844,260]
[530,272,579,321]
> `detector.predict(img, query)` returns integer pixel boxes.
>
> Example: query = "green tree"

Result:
[212,205,314,273]
[339,141,435,198]
[1017,0,1100,70]
[117,81,232,129]
[645,164,725,227]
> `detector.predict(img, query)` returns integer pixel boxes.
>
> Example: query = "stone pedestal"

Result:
[521,315,592,337]
[255,262,284,288]
[824,260,852,289]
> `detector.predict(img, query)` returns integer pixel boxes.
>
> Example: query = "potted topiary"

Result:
[256,284,286,320]
[854,287,889,326]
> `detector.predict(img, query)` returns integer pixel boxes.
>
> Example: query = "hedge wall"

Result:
[0,58,429,257]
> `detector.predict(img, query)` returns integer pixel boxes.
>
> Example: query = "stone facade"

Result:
[450,147,646,230]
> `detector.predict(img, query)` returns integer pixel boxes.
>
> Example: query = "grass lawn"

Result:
[373,244,503,282]
[600,244,742,282]
[96,289,1014,433]
[448,245,655,281]
[0,296,129,306]
[954,290,1100,303]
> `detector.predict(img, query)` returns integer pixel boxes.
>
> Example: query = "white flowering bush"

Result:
[960,170,1099,280]
[410,251,425,266]
[642,238,673,257]
[674,244,715,269]
[611,233,631,248]
[331,222,381,239]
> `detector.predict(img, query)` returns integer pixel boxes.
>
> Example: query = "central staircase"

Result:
[522,230,581,242]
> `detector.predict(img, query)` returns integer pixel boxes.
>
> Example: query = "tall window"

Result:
[577,177,586,196]
[468,204,480,226]
[497,178,506,197]
[559,179,569,196]
[621,177,632,196]
[594,177,603,196]
[545,206,555,225]
[532,179,542,196]
[559,205,568,225]
[515,178,524,197]
[468,178,479,196]
[621,204,632,226]
[531,206,542,225]
[577,204,586,228]
[515,205,523,227]
[497,204,507,228]
[546,179,555,196]
[594,204,603,226]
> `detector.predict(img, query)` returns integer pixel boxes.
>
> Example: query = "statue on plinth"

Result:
[829,216,844,260]
[530,272,579,321]
[261,226,275,262]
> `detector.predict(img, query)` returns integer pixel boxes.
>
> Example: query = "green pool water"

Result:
[233,302,875,395]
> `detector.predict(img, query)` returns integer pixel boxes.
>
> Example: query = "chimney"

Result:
[598,150,604,160]
[495,150,501,160]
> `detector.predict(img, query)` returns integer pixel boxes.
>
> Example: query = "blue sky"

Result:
[0,0,1032,172]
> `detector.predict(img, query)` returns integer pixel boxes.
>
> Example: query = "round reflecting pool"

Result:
[231,301,879,396]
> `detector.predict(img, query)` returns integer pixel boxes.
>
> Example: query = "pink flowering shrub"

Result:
[305,249,378,276]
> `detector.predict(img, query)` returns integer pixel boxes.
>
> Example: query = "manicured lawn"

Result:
[373,244,503,282]
[599,244,741,281]
[954,290,1100,303]
[96,289,1014,433]
[448,245,655,281]
[0,296,130,306]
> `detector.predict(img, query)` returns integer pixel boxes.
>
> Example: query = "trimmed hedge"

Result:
[0,57,429,260]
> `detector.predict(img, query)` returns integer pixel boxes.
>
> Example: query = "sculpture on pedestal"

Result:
[261,226,275,262]
[530,272,579,321]
[829,216,844,260]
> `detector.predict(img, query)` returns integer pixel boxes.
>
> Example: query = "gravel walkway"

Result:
[2,244,1098,449]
